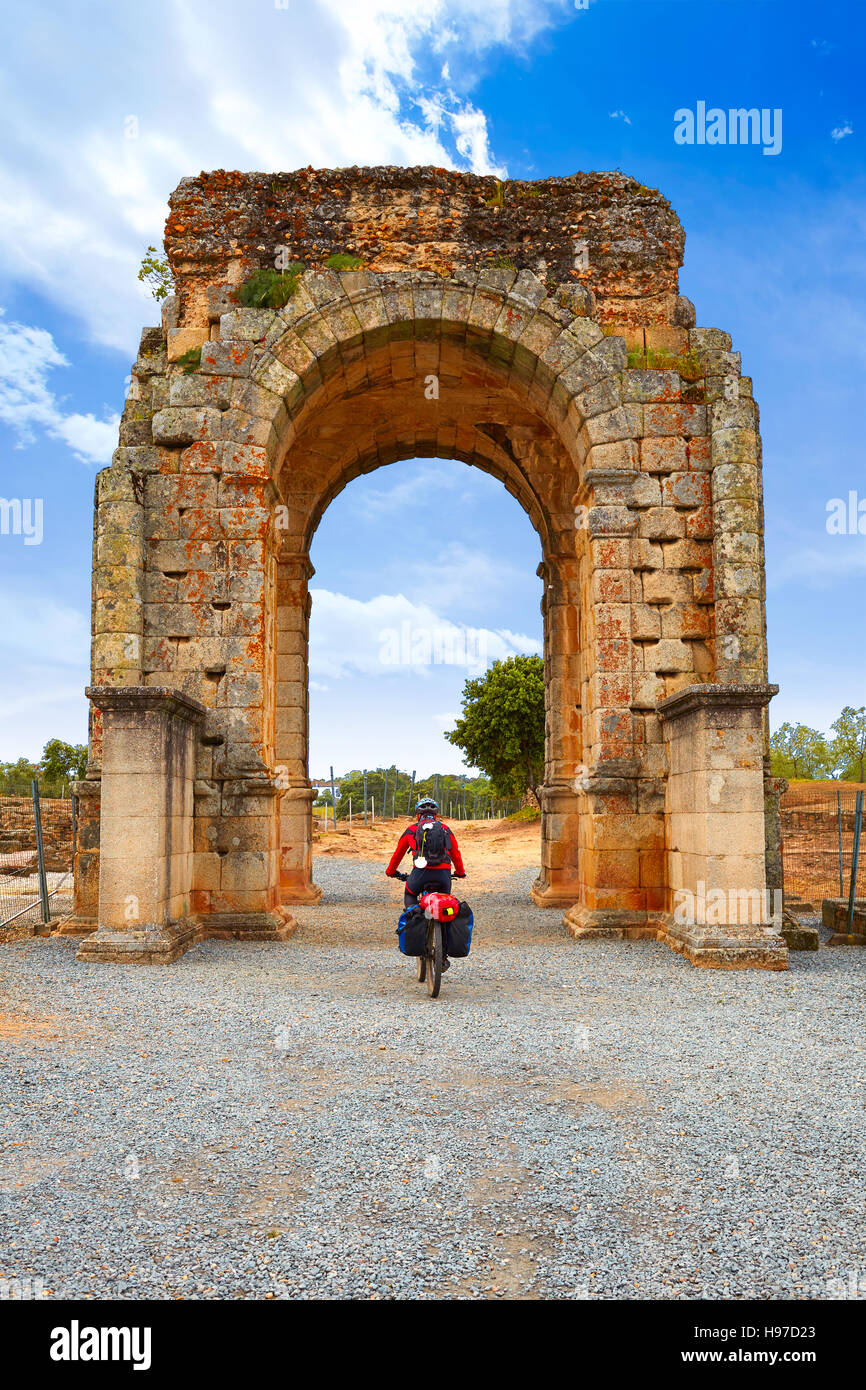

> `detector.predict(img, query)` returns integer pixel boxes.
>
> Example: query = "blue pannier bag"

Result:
[445,902,473,958]
[396,906,427,956]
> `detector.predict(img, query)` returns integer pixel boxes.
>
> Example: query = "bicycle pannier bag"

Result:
[396,905,428,956]
[445,901,473,957]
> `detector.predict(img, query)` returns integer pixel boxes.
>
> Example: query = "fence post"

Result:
[407,770,415,816]
[846,790,864,935]
[838,789,844,897]
[330,765,338,830]
[31,779,50,925]
[349,796,352,827]
[383,768,389,822]
[371,795,375,825]
[364,769,368,826]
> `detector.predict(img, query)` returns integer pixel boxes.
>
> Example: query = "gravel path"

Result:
[0,860,863,1301]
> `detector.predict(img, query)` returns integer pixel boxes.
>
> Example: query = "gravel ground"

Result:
[0,859,863,1301]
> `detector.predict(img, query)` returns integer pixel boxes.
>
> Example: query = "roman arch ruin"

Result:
[66,166,785,969]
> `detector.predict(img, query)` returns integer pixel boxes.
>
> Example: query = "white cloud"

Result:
[0,311,119,464]
[309,587,541,678]
[0,594,90,667]
[0,0,569,354]
[0,595,90,758]
[831,123,853,142]
[609,109,632,125]
[450,104,507,177]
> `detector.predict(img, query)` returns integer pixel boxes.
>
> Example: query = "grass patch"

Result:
[236,264,305,309]
[506,804,541,823]
[175,347,202,374]
[487,253,517,271]
[324,252,364,270]
[627,346,706,381]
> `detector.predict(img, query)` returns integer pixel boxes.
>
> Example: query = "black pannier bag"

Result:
[445,901,474,957]
[397,905,428,956]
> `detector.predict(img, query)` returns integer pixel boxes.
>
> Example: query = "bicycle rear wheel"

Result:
[426,922,442,998]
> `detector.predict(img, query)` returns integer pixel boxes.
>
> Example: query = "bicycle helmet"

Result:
[415,797,438,814]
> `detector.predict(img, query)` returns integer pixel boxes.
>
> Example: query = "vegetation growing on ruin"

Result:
[484,179,505,208]
[138,245,173,301]
[236,264,305,309]
[175,347,202,374]
[324,253,364,270]
[627,346,706,381]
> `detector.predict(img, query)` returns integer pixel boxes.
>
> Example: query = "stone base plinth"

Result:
[75,908,297,964]
[659,920,788,970]
[280,882,323,906]
[204,908,297,940]
[562,905,788,968]
[530,876,580,909]
[52,914,96,936]
[76,920,205,965]
[780,912,819,951]
[822,898,866,940]
[563,904,664,940]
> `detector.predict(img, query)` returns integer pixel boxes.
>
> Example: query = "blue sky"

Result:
[0,0,863,776]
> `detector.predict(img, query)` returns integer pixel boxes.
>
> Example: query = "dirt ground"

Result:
[313,814,542,886]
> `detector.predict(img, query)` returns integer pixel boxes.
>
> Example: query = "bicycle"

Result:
[394,871,458,998]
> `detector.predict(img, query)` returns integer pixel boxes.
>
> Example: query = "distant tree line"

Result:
[314,655,546,820]
[0,740,88,796]
[314,767,509,821]
[770,706,866,782]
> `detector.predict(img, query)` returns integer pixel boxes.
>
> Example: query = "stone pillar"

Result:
[77,686,206,963]
[657,682,787,970]
[275,547,321,903]
[57,779,101,935]
[532,559,583,907]
[560,463,662,937]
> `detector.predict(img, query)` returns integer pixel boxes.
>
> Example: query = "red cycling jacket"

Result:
[385,820,466,877]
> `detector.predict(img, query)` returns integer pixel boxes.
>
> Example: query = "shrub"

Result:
[138,245,173,302]
[324,253,363,270]
[236,265,305,309]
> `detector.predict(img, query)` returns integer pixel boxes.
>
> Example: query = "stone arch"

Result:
[69,166,785,970]
[229,268,637,913]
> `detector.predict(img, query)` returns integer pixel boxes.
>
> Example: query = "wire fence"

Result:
[311,765,527,830]
[0,785,75,935]
[780,783,866,906]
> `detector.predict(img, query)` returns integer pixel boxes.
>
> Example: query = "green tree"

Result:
[40,739,88,785]
[138,245,173,301]
[446,654,545,807]
[0,756,39,793]
[769,723,834,780]
[830,705,866,782]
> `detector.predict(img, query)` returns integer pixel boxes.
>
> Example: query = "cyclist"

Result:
[385,797,466,940]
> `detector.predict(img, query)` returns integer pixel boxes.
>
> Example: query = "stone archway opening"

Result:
[68,165,786,971]
[296,448,546,889]
[267,325,583,913]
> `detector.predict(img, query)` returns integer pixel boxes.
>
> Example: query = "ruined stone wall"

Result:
[165,166,686,332]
